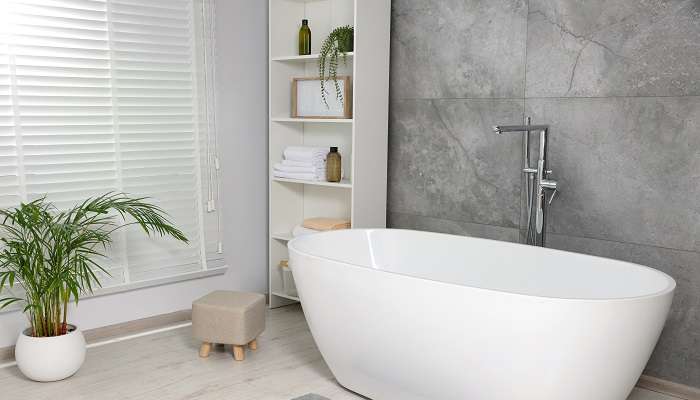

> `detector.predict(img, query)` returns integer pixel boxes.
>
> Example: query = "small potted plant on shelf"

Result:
[0,193,188,382]
[319,25,354,108]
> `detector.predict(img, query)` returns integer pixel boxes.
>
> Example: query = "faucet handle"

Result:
[540,178,557,191]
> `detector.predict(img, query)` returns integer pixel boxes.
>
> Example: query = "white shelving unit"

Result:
[268,0,391,308]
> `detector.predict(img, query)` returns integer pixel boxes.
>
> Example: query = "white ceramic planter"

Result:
[15,324,86,382]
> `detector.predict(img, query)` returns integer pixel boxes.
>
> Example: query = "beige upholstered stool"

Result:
[192,291,266,361]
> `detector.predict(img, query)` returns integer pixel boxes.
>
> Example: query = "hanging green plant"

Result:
[319,25,354,108]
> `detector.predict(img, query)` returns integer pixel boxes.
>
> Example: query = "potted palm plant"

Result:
[0,193,188,381]
[319,25,354,107]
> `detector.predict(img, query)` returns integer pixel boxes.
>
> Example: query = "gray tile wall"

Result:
[388,0,700,388]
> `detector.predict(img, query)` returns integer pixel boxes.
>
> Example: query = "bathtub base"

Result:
[294,263,672,400]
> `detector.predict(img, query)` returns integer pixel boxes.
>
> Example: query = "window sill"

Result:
[0,266,229,315]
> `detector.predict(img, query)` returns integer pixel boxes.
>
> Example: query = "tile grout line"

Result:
[391,95,700,101]
[547,231,700,255]
[520,0,530,235]
[389,210,520,231]
[389,211,700,255]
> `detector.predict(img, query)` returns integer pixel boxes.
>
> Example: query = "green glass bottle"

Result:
[299,19,311,56]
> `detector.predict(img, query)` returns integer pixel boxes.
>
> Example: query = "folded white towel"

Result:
[273,163,323,174]
[282,159,325,168]
[282,161,342,180]
[273,164,326,181]
[284,146,328,162]
[292,225,320,238]
[272,170,319,181]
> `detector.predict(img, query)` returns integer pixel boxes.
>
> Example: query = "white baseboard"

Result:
[0,309,192,364]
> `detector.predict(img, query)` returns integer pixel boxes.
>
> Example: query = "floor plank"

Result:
[0,305,681,400]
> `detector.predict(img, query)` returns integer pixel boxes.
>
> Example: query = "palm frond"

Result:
[0,193,188,337]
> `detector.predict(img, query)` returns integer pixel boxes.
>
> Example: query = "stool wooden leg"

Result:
[248,338,258,351]
[233,345,245,361]
[199,342,212,358]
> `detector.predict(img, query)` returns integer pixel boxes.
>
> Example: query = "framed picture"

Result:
[292,76,352,119]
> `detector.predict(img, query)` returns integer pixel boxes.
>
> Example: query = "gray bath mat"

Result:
[291,395,330,400]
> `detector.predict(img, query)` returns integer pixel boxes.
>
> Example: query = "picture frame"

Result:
[292,76,353,119]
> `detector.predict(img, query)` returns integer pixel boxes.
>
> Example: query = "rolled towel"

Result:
[272,170,318,181]
[284,146,328,162]
[303,217,351,231]
[292,224,320,238]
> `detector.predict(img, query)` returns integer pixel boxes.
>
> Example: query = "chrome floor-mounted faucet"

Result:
[493,118,558,246]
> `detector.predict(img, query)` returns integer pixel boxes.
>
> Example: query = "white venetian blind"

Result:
[0,0,223,288]
[0,41,20,208]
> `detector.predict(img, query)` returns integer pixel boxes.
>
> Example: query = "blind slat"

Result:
[0,0,219,286]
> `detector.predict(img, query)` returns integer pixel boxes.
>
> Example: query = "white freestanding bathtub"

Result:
[287,229,675,400]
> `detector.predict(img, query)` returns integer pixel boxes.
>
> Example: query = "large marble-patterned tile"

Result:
[526,96,700,252]
[388,98,524,228]
[547,233,700,388]
[388,211,520,242]
[390,0,527,99]
[526,0,700,97]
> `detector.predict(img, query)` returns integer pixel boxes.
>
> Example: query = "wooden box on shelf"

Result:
[291,76,353,119]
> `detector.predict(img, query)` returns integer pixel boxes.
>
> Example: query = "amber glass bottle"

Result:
[326,147,341,182]
[299,19,311,55]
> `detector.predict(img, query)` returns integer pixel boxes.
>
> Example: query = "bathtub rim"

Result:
[287,228,677,303]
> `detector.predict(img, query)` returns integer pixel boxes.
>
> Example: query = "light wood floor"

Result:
[0,305,681,400]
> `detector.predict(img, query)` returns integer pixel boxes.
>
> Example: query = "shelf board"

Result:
[271,291,299,302]
[271,232,293,241]
[271,52,354,62]
[272,177,352,189]
[271,117,353,124]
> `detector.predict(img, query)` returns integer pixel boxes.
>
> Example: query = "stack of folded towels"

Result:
[292,217,351,238]
[273,146,328,181]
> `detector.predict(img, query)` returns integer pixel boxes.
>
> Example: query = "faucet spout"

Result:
[493,125,549,134]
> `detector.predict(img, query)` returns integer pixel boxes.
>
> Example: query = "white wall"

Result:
[215,0,270,294]
[0,0,269,349]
